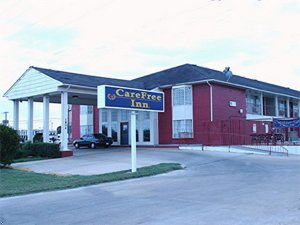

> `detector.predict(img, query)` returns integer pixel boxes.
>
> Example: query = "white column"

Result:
[107,109,112,137]
[275,96,279,117]
[27,98,34,141]
[13,100,19,131]
[43,95,50,143]
[260,93,263,115]
[131,111,137,172]
[286,98,290,118]
[60,91,69,150]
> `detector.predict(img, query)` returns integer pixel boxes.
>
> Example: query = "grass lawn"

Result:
[0,163,182,197]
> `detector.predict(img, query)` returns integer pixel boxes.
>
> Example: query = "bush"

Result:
[16,142,60,159]
[30,143,60,158]
[0,125,20,167]
[33,133,43,143]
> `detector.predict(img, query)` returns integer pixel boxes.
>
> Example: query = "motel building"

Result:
[3,64,300,156]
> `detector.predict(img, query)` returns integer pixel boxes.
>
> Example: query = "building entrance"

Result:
[120,122,129,145]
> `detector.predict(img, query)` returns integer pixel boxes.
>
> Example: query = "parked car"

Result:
[73,133,113,149]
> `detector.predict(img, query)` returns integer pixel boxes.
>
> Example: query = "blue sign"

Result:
[273,118,300,128]
[98,85,164,112]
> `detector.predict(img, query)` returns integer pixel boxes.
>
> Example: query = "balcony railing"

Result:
[247,103,283,116]
[246,103,261,115]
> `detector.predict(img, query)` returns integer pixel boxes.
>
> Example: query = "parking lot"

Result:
[1,147,300,225]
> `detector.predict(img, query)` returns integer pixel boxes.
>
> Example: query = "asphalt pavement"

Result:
[1,148,300,225]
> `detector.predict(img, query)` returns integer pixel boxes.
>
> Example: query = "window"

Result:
[293,104,299,117]
[173,120,193,138]
[143,128,150,142]
[102,125,108,136]
[111,110,118,121]
[279,99,287,117]
[87,106,93,114]
[136,129,139,142]
[80,105,93,114]
[172,86,192,106]
[101,109,108,136]
[265,124,269,133]
[80,125,93,136]
[111,123,118,142]
[246,95,261,114]
[121,110,128,121]
[142,115,150,142]
[142,111,150,120]
[252,124,257,133]
[291,101,299,117]
[101,109,108,122]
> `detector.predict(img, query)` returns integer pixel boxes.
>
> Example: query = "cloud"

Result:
[0,0,299,126]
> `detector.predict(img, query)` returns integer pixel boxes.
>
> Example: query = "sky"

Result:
[0,0,299,129]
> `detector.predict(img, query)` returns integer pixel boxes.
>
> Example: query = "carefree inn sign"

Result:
[97,85,164,112]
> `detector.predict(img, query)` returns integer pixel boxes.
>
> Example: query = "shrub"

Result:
[15,141,31,158]
[0,125,20,167]
[33,133,43,143]
[16,142,60,159]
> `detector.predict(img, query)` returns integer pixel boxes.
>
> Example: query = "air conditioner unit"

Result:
[229,101,237,107]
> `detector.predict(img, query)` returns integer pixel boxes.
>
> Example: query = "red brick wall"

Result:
[158,83,259,145]
[197,120,273,145]
[193,83,211,122]
[71,105,80,141]
[212,84,246,121]
[158,84,212,145]
[93,106,99,133]
[158,88,173,144]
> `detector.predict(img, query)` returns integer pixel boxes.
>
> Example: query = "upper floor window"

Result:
[172,86,192,106]
[279,99,287,117]
[291,101,299,117]
[246,94,261,114]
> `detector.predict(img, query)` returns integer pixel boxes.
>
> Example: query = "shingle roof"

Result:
[32,64,300,99]
[31,66,144,89]
[133,64,300,98]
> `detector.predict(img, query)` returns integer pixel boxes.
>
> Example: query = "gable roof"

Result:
[133,64,300,98]
[25,64,299,99]
[31,66,144,89]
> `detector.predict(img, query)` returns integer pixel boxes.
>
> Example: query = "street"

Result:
[1,148,300,225]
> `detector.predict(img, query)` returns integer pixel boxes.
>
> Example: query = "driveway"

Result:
[11,147,180,175]
[1,148,300,225]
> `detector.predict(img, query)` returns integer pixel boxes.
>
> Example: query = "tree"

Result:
[57,126,61,134]
[0,125,20,167]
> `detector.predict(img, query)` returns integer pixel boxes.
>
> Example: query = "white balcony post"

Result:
[43,95,50,143]
[286,98,290,118]
[60,91,69,150]
[275,96,279,117]
[107,109,112,137]
[260,93,263,115]
[13,100,19,131]
[298,101,300,117]
[27,98,34,141]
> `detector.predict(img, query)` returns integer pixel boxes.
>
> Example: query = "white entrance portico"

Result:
[3,66,100,156]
